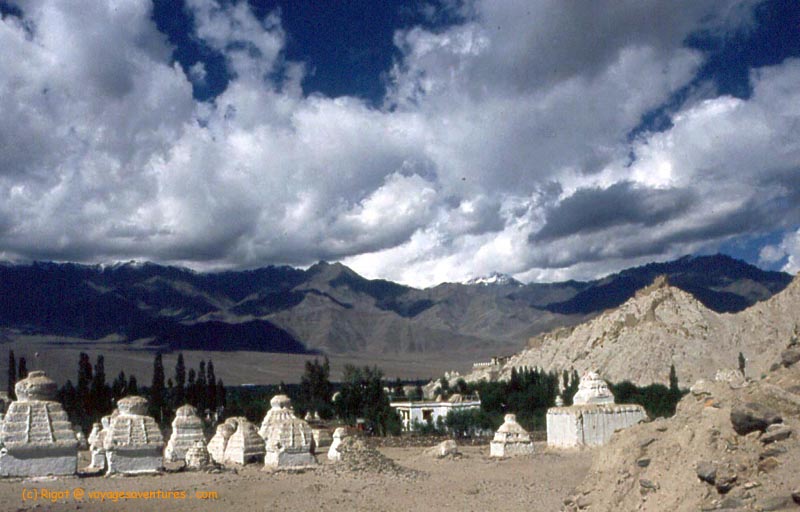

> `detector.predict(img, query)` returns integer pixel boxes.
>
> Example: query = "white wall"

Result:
[546,405,646,448]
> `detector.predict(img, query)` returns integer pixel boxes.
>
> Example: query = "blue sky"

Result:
[0,0,799,286]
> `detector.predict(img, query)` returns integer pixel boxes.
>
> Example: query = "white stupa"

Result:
[103,396,164,474]
[164,404,206,463]
[261,395,316,469]
[221,417,265,465]
[546,371,646,448]
[207,421,235,464]
[489,414,535,457]
[327,427,349,462]
[0,371,79,476]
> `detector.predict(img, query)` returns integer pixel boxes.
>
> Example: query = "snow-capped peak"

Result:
[464,272,522,286]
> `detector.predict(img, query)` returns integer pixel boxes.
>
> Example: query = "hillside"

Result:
[467,273,800,386]
[564,356,800,511]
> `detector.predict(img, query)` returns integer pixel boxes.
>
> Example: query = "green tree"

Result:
[436,376,450,398]
[76,352,93,428]
[299,357,334,419]
[454,378,469,395]
[334,365,401,436]
[58,379,78,426]
[738,352,746,376]
[17,357,27,379]
[216,378,226,409]
[111,371,127,400]
[392,378,406,399]
[445,408,497,438]
[127,374,138,395]
[149,352,166,423]
[7,350,16,399]
[197,360,207,412]
[90,355,112,418]
[206,360,217,412]
[174,353,186,406]
[563,369,580,405]
[187,368,197,406]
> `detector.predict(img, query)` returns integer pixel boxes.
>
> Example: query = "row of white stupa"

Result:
[489,371,647,456]
[0,370,645,475]
[0,371,325,477]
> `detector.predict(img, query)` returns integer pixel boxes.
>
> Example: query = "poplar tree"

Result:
[150,352,166,422]
[216,378,226,409]
[197,360,207,412]
[174,353,186,406]
[127,375,138,395]
[7,350,16,399]
[111,371,127,400]
[17,357,27,380]
[187,368,196,407]
[90,355,111,417]
[206,360,217,411]
[77,352,93,412]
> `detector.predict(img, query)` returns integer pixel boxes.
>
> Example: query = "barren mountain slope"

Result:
[467,274,800,386]
[563,361,800,511]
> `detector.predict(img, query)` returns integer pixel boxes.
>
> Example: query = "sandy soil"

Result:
[0,443,591,512]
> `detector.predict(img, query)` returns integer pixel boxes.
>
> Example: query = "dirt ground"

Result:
[0,443,591,512]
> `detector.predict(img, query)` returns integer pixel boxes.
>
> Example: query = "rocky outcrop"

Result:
[562,363,800,511]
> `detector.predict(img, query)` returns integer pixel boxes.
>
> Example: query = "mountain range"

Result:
[0,254,792,358]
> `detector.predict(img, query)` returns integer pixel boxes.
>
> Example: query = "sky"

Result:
[0,0,799,287]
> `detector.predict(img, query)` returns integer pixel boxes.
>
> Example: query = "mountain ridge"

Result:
[0,254,792,357]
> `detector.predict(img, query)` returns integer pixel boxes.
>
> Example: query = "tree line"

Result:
[6,348,687,437]
[6,350,226,433]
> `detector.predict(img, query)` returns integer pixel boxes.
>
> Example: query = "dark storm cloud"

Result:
[530,182,696,242]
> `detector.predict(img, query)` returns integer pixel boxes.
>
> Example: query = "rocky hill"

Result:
[563,350,800,511]
[467,274,800,386]
[0,255,791,356]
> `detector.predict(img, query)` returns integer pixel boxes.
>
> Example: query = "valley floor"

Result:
[0,443,591,512]
[2,336,501,384]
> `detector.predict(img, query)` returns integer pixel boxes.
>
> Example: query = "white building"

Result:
[390,394,481,431]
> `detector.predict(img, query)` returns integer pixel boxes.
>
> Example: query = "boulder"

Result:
[690,380,713,397]
[760,424,792,444]
[781,347,800,367]
[696,461,717,484]
[714,467,737,494]
[425,439,459,458]
[730,403,782,435]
